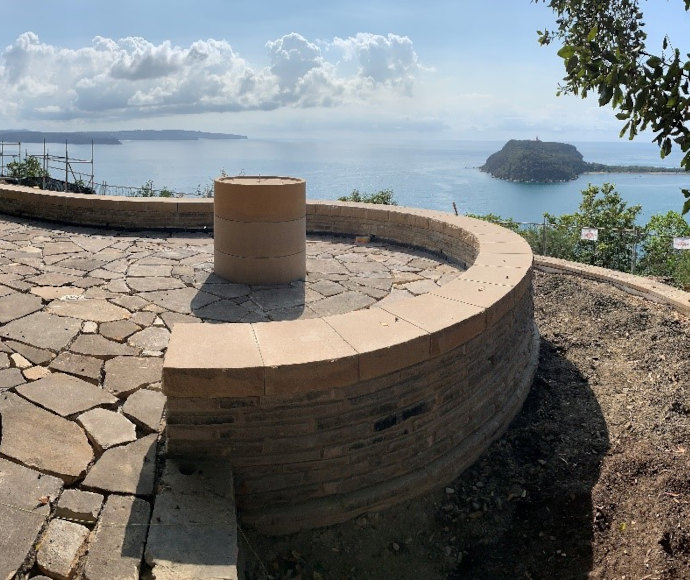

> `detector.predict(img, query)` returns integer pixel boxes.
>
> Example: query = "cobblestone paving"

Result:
[0,215,463,579]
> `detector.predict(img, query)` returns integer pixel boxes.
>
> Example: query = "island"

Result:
[480,139,682,183]
[0,129,247,145]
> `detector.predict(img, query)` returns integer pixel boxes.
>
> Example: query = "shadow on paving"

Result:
[445,338,610,579]
[192,274,306,323]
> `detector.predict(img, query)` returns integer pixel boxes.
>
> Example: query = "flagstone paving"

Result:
[0,214,463,578]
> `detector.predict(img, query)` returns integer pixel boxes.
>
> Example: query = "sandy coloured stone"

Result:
[30,285,83,301]
[70,334,139,358]
[82,320,98,333]
[127,276,185,292]
[47,298,130,322]
[145,460,239,580]
[84,495,151,580]
[17,372,116,417]
[127,327,171,351]
[0,459,63,580]
[78,408,137,451]
[0,367,25,390]
[309,291,376,316]
[49,352,103,384]
[0,292,44,323]
[159,311,202,329]
[0,312,82,351]
[23,366,51,381]
[122,389,166,432]
[11,352,31,369]
[0,352,9,369]
[104,356,164,398]
[36,518,89,580]
[70,235,113,254]
[56,489,103,525]
[139,287,219,314]
[0,393,93,483]
[82,434,157,495]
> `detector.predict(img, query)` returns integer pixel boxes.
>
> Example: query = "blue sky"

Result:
[1,1,688,141]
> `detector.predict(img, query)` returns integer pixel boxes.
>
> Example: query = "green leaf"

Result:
[557,45,576,59]
[683,189,690,215]
[587,25,598,42]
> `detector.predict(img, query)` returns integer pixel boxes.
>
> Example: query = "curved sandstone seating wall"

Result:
[0,184,539,533]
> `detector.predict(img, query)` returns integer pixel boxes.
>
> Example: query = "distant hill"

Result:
[0,129,248,145]
[481,139,682,183]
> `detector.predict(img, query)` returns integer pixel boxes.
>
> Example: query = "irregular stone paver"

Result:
[127,276,185,292]
[25,272,82,286]
[0,393,93,483]
[23,366,51,381]
[5,340,55,365]
[140,287,219,314]
[0,312,82,351]
[100,319,141,342]
[47,298,130,322]
[146,460,239,580]
[55,489,103,525]
[49,351,103,383]
[188,300,249,322]
[200,282,251,299]
[70,334,139,358]
[159,311,201,329]
[127,327,170,351]
[78,408,137,451]
[82,434,157,495]
[10,352,31,369]
[0,352,9,369]
[310,291,376,316]
[310,279,345,297]
[16,373,117,417]
[104,356,164,398]
[0,292,43,323]
[127,264,173,277]
[0,367,25,390]
[43,241,83,256]
[0,458,63,580]
[122,389,166,433]
[84,495,151,580]
[36,518,89,580]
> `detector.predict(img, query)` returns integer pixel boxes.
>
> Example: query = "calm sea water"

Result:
[15,138,690,224]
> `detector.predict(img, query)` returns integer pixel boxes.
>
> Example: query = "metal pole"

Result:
[43,140,47,190]
[65,141,68,192]
[542,216,547,255]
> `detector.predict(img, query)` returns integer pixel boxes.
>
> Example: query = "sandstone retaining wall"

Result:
[163,202,539,533]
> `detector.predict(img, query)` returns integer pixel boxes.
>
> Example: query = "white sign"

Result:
[673,236,690,250]
[581,227,599,241]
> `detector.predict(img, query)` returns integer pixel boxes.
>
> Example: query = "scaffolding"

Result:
[0,140,95,193]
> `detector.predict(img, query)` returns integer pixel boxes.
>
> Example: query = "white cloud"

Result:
[0,31,425,122]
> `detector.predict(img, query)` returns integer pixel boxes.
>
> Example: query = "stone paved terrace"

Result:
[0,213,463,579]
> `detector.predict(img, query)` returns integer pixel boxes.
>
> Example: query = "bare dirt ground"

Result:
[242,270,690,580]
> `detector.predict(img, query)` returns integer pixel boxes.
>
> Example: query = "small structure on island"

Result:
[213,176,306,284]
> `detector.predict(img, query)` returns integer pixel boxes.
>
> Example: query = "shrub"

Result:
[338,188,397,205]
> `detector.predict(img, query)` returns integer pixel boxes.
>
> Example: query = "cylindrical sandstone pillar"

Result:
[214,176,306,284]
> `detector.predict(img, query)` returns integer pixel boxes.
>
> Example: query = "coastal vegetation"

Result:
[338,188,398,205]
[470,182,690,288]
[481,139,681,183]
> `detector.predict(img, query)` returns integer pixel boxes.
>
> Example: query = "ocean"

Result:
[10,138,690,224]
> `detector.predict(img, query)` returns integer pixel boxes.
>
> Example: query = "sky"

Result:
[1,0,689,141]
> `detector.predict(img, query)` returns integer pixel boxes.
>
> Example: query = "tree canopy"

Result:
[537,0,690,214]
